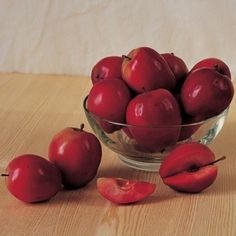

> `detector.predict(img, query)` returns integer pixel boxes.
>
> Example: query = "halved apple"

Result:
[159,143,224,193]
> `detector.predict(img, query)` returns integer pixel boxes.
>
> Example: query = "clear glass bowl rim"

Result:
[83,95,229,129]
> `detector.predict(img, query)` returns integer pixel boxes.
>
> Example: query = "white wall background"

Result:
[0,0,235,77]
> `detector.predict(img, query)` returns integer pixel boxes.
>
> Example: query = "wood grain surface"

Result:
[0,73,235,236]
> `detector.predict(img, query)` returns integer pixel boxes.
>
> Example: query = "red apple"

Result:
[159,143,223,193]
[87,79,132,133]
[162,165,217,193]
[97,177,156,204]
[122,47,176,93]
[126,89,182,152]
[180,68,234,118]
[178,114,204,141]
[91,56,123,84]
[161,53,189,84]
[48,125,102,189]
[2,154,62,203]
[191,57,231,79]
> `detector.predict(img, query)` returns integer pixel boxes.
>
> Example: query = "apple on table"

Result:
[159,143,225,193]
[48,124,102,189]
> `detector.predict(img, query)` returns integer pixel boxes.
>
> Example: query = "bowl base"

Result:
[118,154,162,172]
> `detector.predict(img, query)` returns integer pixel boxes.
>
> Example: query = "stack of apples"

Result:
[1,47,234,205]
[2,125,102,203]
[87,46,234,152]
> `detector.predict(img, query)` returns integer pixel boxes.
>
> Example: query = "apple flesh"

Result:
[48,125,102,189]
[122,47,176,93]
[97,177,156,204]
[162,165,217,193]
[180,68,234,118]
[126,89,182,152]
[91,56,123,84]
[159,143,222,193]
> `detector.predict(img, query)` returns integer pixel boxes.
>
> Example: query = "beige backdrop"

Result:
[0,0,235,77]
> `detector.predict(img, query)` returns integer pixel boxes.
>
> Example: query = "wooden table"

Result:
[0,73,235,236]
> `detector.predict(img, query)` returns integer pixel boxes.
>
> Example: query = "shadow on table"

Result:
[209,119,236,195]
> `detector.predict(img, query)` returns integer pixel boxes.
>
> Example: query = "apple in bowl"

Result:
[85,47,234,172]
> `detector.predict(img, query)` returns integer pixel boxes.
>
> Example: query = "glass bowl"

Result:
[83,96,229,172]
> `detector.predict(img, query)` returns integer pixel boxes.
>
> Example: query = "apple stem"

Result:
[208,156,226,165]
[214,64,221,73]
[1,174,9,177]
[80,123,85,131]
[190,156,226,172]
[214,64,225,75]
[122,55,131,61]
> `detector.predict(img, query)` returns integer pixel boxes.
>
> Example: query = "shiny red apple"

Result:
[2,154,62,203]
[91,56,123,84]
[87,79,132,133]
[126,89,182,152]
[121,47,176,93]
[161,53,189,84]
[48,125,102,189]
[180,68,234,118]
[191,57,231,78]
